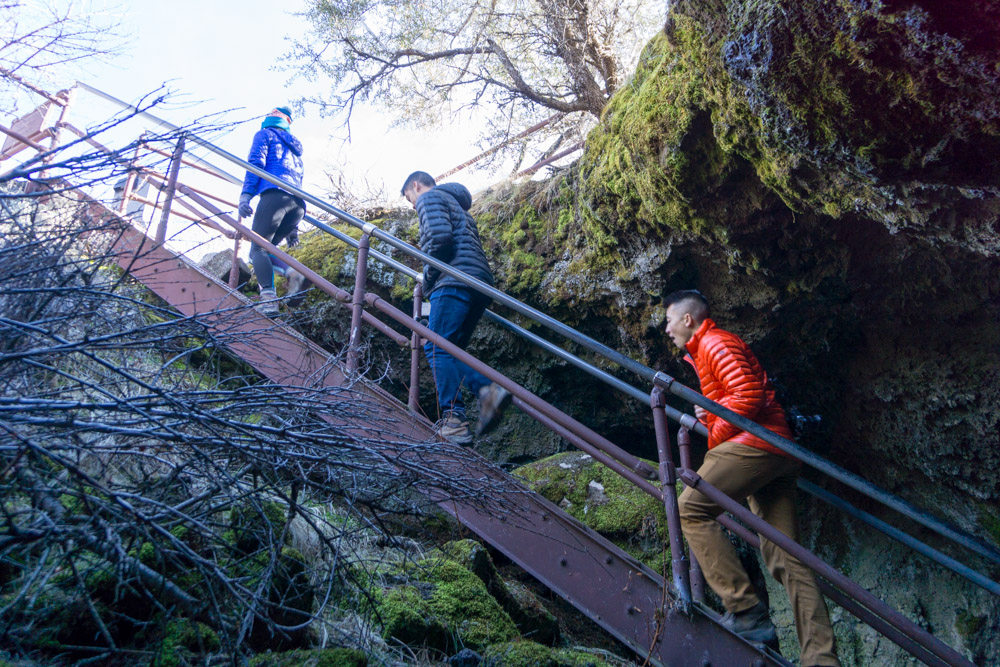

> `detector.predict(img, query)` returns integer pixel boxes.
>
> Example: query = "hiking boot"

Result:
[476,383,511,436]
[256,288,279,316]
[285,267,311,308]
[438,415,474,446]
[721,601,777,644]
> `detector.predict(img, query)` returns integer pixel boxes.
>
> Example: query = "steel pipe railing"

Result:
[154,135,184,245]
[347,231,372,373]
[800,478,1000,597]
[21,83,996,665]
[68,89,994,576]
[676,427,706,604]
[651,388,691,609]
[178,125,1000,579]
[146,106,1000,591]
[654,371,1000,568]
[678,467,976,667]
[361,290,658,481]
[177,185,408,347]
[408,282,423,413]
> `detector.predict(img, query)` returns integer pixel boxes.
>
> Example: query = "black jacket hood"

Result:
[435,182,472,211]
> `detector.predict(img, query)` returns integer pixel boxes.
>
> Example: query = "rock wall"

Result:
[468,1,999,664]
[284,3,999,663]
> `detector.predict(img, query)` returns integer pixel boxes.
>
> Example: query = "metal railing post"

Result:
[118,132,145,215]
[346,229,372,373]
[677,425,706,604]
[408,281,423,412]
[35,88,76,179]
[651,388,691,610]
[155,134,185,245]
[678,468,977,667]
[228,233,242,289]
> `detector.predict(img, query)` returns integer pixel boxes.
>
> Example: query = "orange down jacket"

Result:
[684,319,794,456]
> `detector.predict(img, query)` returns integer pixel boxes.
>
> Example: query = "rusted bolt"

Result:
[559,558,568,567]
[626,606,635,615]
[540,513,548,521]
[605,555,613,564]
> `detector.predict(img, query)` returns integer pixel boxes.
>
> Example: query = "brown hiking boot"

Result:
[476,383,511,436]
[438,414,473,446]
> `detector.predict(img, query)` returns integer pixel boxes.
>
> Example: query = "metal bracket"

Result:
[653,371,675,389]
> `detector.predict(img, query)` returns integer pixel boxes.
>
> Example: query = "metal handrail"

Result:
[62,84,1000,574]
[6,87,999,594]
[211,137,1000,570]
[653,372,1000,568]
[7,82,996,665]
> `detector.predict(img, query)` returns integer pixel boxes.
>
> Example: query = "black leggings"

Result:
[249,189,304,289]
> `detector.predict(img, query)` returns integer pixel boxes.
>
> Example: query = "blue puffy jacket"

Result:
[240,128,304,198]
[415,182,494,295]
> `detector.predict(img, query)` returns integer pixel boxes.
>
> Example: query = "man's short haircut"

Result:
[664,289,710,322]
[400,171,436,196]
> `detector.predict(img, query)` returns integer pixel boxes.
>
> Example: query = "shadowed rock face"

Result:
[466,2,999,664]
[472,0,1000,519]
[285,4,998,661]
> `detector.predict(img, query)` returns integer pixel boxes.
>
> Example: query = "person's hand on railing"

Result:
[238,193,254,218]
[694,405,708,423]
[286,228,300,248]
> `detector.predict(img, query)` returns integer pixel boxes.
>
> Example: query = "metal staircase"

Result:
[2,77,996,667]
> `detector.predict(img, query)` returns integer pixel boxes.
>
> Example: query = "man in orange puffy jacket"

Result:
[664,290,839,667]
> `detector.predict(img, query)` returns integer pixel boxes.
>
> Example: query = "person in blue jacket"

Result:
[238,106,309,315]
[401,170,511,445]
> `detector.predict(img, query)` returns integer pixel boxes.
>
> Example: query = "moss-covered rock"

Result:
[247,647,368,667]
[482,640,612,667]
[377,584,451,650]
[230,498,289,556]
[513,452,678,571]
[370,553,520,653]
[439,539,560,645]
[151,619,220,667]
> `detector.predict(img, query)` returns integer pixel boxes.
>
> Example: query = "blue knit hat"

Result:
[275,106,293,121]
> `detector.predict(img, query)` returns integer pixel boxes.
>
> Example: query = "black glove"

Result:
[238,193,253,218]
[286,229,300,248]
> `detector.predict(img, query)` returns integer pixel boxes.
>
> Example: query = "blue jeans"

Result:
[424,286,492,420]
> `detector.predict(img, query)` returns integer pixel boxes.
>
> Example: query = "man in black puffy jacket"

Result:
[401,171,511,445]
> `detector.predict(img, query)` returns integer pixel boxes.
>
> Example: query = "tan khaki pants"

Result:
[678,440,840,667]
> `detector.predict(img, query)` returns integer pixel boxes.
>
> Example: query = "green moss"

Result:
[370,552,519,652]
[230,499,289,555]
[979,503,1000,547]
[247,648,368,667]
[482,640,611,667]
[513,452,681,571]
[152,619,220,667]
[577,24,730,248]
[377,584,450,650]
[955,609,987,641]
[423,557,520,650]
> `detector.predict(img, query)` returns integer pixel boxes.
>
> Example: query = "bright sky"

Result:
[18,0,504,204]
[1,0,525,258]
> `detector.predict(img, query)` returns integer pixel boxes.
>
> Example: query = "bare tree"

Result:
[287,0,660,147]
[0,106,526,663]
[0,1,124,115]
